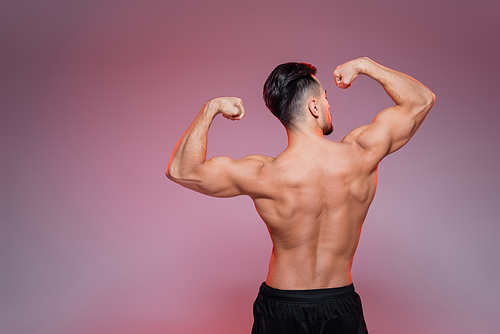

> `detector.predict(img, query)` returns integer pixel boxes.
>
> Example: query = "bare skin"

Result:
[167,57,435,290]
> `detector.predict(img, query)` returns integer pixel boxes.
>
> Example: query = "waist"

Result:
[266,251,353,290]
[258,282,356,303]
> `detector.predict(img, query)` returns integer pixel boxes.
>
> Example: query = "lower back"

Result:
[265,245,356,289]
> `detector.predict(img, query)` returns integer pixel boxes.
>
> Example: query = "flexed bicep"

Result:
[337,57,435,167]
[167,97,247,191]
[343,104,425,168]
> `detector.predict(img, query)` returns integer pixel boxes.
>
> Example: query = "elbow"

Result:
[414,89,435,114]
[165,164,180,182]
[406,90,435,125]
[166,157,190,182]
[422,89,436,110]
[426,90,436,109]
[165,168,175,181]
[165,168,174,180]
[165,164,200,186]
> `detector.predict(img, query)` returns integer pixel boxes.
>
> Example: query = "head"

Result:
[263,62,332,135]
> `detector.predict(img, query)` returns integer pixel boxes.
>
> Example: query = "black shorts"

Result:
[252,282,368,334]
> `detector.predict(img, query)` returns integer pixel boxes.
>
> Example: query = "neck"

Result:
[285,123,324,147]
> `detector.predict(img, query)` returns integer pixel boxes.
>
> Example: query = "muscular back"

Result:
[252,137,377,290]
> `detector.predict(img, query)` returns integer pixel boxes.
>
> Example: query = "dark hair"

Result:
[263,62,319,125]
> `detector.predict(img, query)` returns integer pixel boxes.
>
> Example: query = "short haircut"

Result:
[263,62,319,125]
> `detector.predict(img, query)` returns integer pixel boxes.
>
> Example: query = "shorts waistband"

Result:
[258,282,355,303]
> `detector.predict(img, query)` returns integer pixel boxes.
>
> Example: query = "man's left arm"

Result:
[166,97,268,198]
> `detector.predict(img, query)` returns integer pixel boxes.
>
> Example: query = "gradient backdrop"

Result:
[1,0,499,333]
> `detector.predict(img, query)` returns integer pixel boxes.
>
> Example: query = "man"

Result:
[166,57,435,333]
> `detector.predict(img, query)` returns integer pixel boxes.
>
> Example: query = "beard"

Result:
[323,123,334,136]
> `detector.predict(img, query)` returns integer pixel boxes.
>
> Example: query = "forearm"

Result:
[356,57,435,111]
[166,101,218,181]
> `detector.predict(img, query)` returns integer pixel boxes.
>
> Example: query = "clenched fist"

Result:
[208,97,245,121]
[333,57,369,89]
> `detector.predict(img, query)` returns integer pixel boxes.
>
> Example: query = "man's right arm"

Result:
[336,57,435,165]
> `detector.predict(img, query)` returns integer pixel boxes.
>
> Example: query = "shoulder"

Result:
[341,125,372,148]
[190,154,274,198]
[337,127,389,171]
[233,155,274,197]
[207,154,273,183]
[233,154,274,180]
[341,123,391,153]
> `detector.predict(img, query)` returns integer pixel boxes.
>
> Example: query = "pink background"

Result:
[1,0,499,333]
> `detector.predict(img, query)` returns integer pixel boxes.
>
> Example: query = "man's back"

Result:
[253,136,377,290]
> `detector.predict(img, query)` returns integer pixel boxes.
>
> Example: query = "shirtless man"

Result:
[166,57,435,333]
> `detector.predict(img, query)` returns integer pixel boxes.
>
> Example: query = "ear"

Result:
[308,97,319,118]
